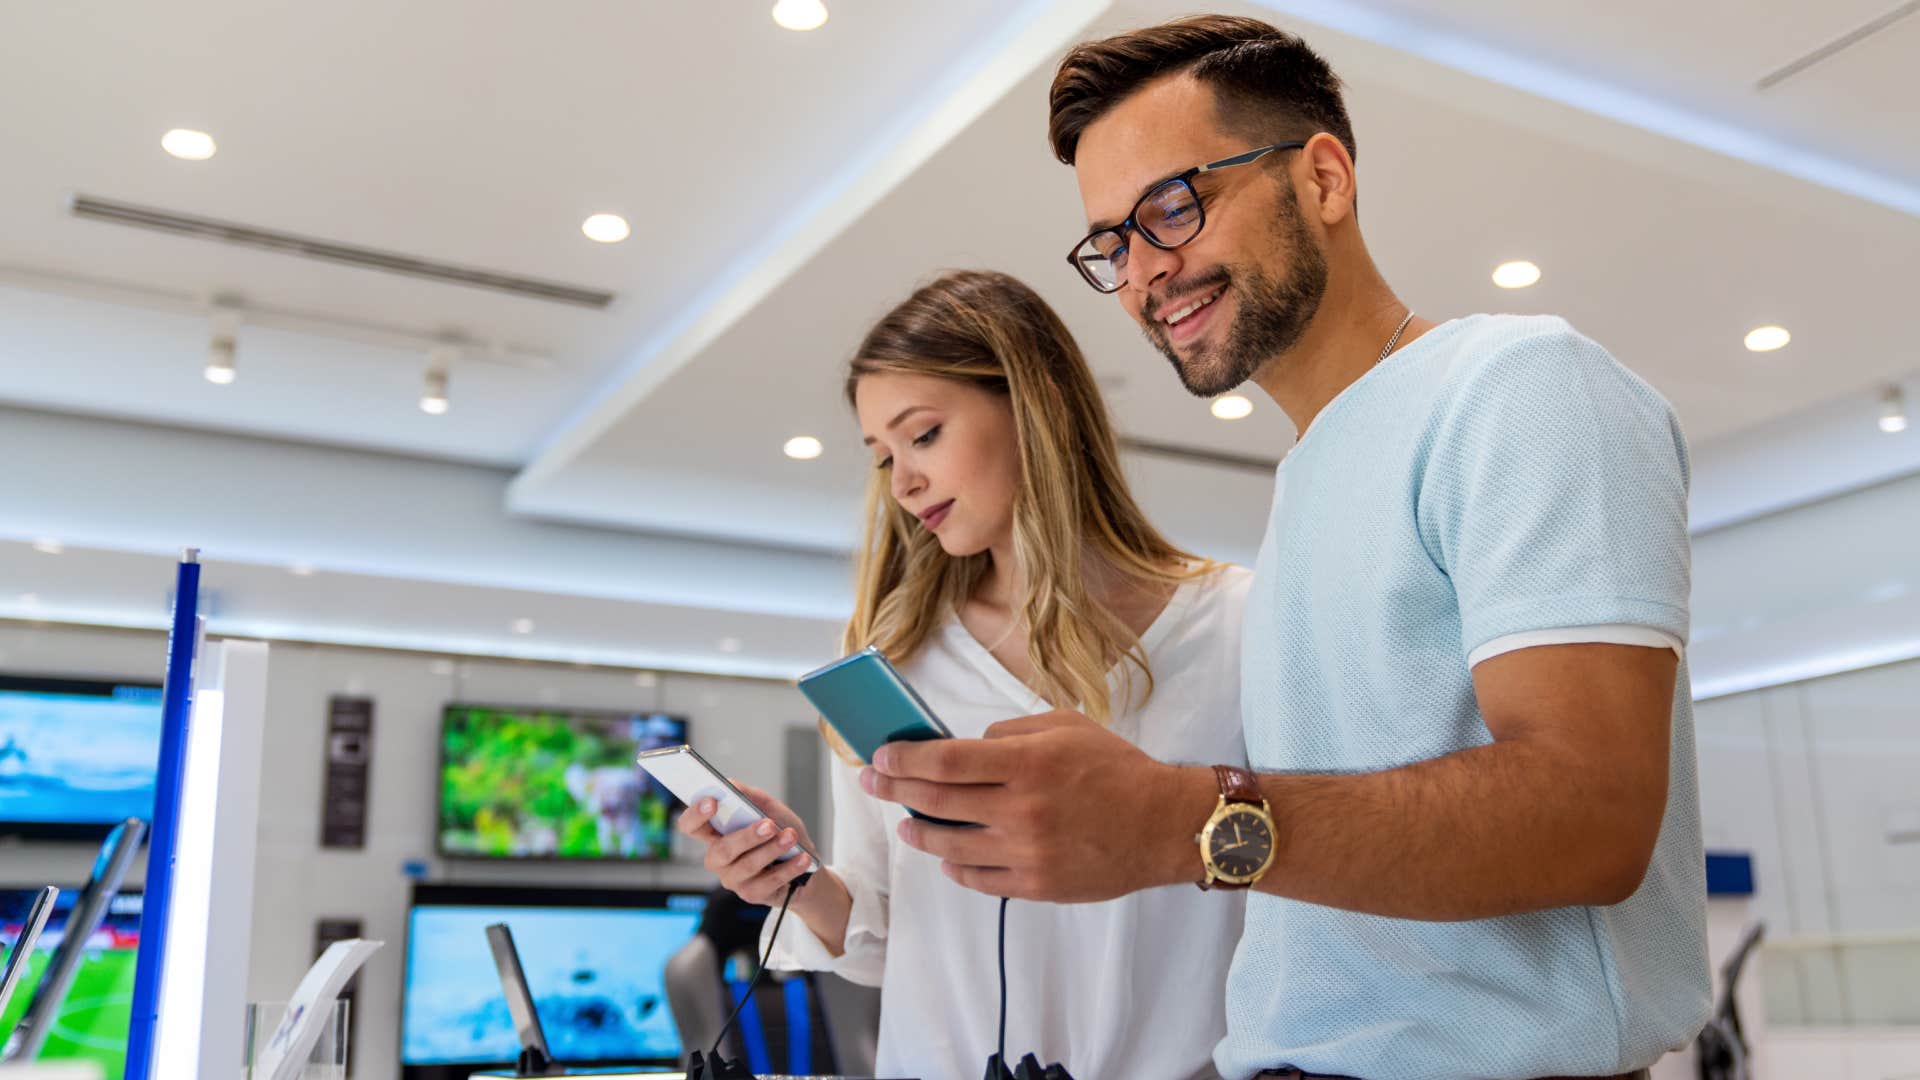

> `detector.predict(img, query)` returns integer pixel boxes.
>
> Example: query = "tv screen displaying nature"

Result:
[438,706,687,860]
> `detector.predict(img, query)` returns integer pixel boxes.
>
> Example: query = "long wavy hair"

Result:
[839,270,1213,732]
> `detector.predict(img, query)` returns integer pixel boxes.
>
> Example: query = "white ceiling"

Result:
[3,0,1918,572]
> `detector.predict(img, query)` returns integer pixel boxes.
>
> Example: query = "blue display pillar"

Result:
[123,549,203,1080]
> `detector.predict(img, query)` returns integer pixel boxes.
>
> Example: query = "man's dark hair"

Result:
[1048,14,1355,167]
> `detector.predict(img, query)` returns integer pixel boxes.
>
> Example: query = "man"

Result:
[860,14,1710,1080]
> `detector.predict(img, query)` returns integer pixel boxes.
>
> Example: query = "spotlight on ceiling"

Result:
[161,128,217,161]
[581,213,630,243]
[1210,394,1254,420]
[1881,385,1910,434]
[421,346,456,415]
[1744,325,1791,352]
[772,0,828,31]
[1491,260,1541,289]
[204,302,240,384]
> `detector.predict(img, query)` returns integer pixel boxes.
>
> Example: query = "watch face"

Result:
[1206,808,1273,879]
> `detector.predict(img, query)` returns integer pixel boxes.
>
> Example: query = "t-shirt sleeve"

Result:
[1417,324,1692,663]
[761,752,890,986]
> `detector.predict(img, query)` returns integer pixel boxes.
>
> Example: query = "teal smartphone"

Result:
[797,646,972,826]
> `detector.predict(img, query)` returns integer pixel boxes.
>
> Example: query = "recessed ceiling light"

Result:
[783,435,823,460]
[1881,385,1910,434]
[1744,325,1791,352]
[1210,394,1254,420]
[718,637,742,653]
[512,617,535,635]
[1491,260,1541,289]
[772,0,828,31]
[32,538,63,555]
[161,128,217,161]
[582,213,630,243]
[289,562,316,577]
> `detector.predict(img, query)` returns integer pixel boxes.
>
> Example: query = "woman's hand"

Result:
[676,781,821,906]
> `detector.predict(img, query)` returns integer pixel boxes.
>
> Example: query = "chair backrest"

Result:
[664,934,739,1064]
[813,972,881,1076]
[662,933,881,1074]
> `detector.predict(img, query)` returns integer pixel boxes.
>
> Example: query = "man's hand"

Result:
[859,710,1216,901]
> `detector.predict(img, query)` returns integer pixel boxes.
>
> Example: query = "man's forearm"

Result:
[1153,739,1662,920]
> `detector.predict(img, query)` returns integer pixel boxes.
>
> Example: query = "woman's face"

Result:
[854,370,1021,559]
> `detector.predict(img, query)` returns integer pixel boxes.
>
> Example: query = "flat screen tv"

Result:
[437,706,688,861]
[399,883,707,1080]
[0,888,143,1080]
[0,675,163,840]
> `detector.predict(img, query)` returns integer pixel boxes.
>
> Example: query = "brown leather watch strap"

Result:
[1213,764,1261,805]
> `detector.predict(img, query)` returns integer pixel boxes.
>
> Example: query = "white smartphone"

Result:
[637,744,819,871]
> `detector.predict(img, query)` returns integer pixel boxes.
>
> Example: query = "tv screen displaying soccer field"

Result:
[0,889,142,1080]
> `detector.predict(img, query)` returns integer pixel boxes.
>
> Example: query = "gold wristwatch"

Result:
[1196,764,1277,890]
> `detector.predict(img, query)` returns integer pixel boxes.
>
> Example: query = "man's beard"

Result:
[1143,194,1329,398]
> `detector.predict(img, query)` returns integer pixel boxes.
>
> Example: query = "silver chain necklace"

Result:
[1376,310,1416,366]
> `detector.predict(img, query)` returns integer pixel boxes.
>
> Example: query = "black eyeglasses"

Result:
[1065,142,1306,293]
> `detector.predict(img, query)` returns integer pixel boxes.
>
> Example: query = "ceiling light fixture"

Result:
[1881,385,1910,434]
[204,302,240,384]
[512,618,535,635]
[421,345,455,415]
[772,0,829,31]
[289,562,316,577]
[161,128,217,161]
[783,435,823,460]
[581,213,630,243]
[32,538,63,555]
[204,338,236,384]
[1211,394,1254,420]
[1744,325,1791,352]
[1492,260,1541,289]
[718,637,743,653]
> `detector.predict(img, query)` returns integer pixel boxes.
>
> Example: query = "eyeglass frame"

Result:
[1065,141,1308,294]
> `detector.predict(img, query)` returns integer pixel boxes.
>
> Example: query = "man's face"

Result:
[1073,75,1328,397]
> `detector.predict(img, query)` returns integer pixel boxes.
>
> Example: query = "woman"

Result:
[677,270,1248,1079]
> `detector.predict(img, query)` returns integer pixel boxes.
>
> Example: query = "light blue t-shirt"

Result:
[1219,315,1711,1080]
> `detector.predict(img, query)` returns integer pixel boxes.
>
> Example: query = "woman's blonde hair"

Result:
[839,270,1211,732]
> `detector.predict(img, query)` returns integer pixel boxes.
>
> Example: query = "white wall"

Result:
[0,618,823,1080]
[1694,655,1920,1035]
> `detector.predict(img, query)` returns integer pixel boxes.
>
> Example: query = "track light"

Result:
[1882,385,1910,434]
[421,346,455,415]
[204,303,241,384]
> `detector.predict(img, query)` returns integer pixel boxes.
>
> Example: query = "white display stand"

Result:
[150,639,271,1080]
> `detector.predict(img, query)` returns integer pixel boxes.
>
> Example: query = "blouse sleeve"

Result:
[760,753,892,987]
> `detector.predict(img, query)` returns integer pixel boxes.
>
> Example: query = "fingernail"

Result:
[859,767,878,793]
[781,829,796,844]
[700,798,715,814]
[757,820,775,837]
[896,819,912,842]
[872,746,892,772]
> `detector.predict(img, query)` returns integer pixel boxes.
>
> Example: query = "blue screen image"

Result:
[0,685,162,825]
[401,898,706,1066]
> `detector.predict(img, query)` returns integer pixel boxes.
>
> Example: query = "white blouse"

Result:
[766,567,1252,1080]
